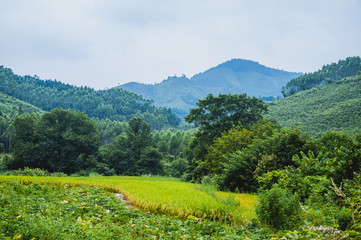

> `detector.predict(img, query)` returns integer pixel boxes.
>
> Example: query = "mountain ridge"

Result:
[117,59,301,114]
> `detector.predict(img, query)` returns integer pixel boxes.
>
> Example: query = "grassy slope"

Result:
[266,74,361,136]
[0,91,44,117]
[0,176,257,225]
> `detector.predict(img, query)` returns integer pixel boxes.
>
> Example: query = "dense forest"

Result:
[0,66,180,130]
[282,56,361,97]
[0,108,191,177]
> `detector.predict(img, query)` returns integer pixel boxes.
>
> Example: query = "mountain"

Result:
[266,73,361,136]
[0,66,180,130]
[118,59,301,115]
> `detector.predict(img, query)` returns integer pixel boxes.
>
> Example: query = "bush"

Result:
[197,176,219,198]
[1,154,14,170]
[180,173,192,182]
[12,167,51,176]
[162,158,188,178]
[50,172,68,177]
[256,184,302,230]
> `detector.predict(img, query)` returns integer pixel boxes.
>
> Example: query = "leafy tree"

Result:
[216,128,316,192]
[9,108,99,174]
[185,93,268,180]
[106,117,162,175]
[9,114,38,169]
[139,146,163,175]
[162,157,188,178]
[204,120,279,174]
[126,117,153,160]
[186,93,268,146]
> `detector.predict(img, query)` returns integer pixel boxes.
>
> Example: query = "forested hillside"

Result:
[0,92,44,117]
[282,56,361,97]
[0,66,180,129]
[119,59,300,115]
[267,73,361,136]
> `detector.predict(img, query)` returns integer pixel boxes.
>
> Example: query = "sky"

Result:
[0,0,361,90]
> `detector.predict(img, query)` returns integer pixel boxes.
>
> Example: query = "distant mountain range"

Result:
[117,59,301,115]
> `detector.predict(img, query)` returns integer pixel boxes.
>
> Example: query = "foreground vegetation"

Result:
[0,180,257,239]
[0,176,256,225]
[1,175,358,239]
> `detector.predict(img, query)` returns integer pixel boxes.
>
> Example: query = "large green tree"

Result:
[184,93,268,180]
[186,94,268,144]
[10,108,99,173]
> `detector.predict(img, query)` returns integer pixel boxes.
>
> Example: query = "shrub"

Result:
[197,176,219,198]
[162,158,188,178]
[180,173,192,182]
[89,172,103,177]
[50,172,68,177]
[12,167,51,176]
[256,184,302,230]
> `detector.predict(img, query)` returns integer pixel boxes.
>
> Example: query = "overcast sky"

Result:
[0,0,360,89]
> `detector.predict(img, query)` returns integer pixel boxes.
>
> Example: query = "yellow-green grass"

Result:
[0,176,257,225]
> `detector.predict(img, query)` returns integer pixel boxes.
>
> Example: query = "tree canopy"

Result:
[184,93,268,180]
[105,117,162,175]
[9,108,99,174]
[185,93,267,152]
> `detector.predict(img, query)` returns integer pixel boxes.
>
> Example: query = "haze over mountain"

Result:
[118,59,301,115]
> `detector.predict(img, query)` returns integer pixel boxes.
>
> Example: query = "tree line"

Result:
[0,66,180,129]
[1,108,191,177]
[282,56,361,97]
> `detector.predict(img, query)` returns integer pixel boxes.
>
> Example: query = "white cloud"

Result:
[0,0,360,89]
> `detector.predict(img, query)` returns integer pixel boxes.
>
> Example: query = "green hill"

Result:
[119,59,300,115]
[282,56,361,97]
[0,91,44,117]
[0,66,180,130]
[266,73,361,136]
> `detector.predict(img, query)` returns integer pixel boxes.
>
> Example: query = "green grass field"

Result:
[0,176,257,225]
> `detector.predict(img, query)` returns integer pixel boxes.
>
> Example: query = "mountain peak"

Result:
[118,59,301,115]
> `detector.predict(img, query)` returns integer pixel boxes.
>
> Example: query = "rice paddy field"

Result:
[0,176,260,239]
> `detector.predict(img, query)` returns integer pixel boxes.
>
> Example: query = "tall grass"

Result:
[0,175,257,225]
